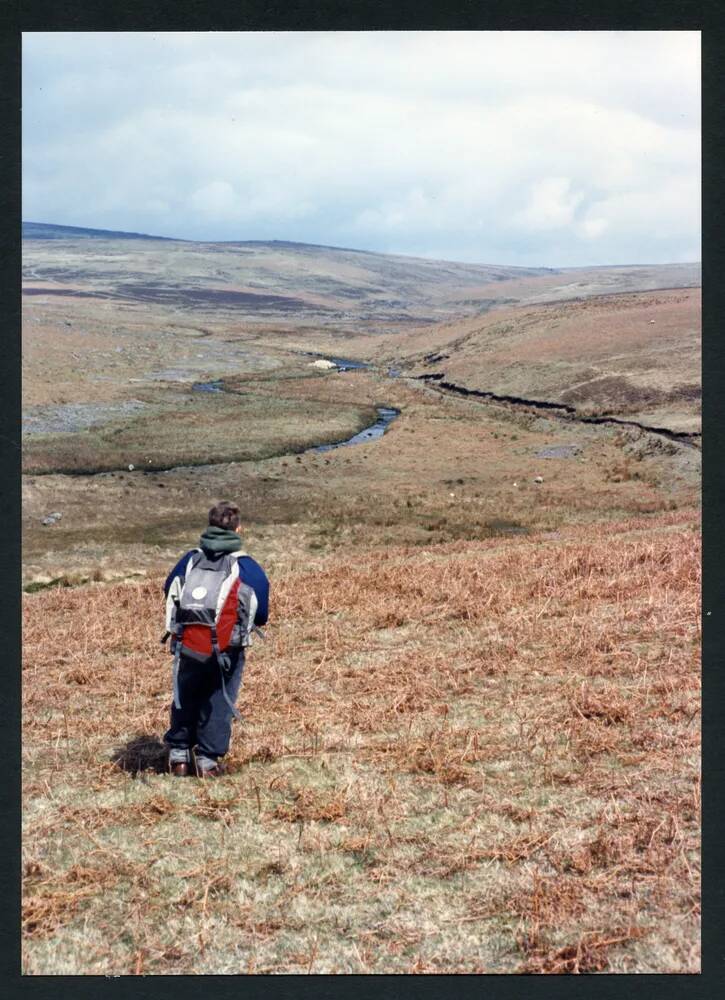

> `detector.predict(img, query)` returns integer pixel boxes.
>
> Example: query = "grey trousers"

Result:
[164,649,245,762]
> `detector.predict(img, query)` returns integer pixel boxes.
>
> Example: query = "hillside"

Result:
[22,511,700,974]
[378,288,701,435]
[23,221,179,242]
[23,221,556,330]
[22,223,701,591]
[22,222,700,333]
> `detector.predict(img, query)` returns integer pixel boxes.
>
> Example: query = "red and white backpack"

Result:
[165,550,259,662]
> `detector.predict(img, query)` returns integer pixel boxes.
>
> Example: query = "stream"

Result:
[27,350,696,477]
[192,357,401,454]
[313,407,400,452]
[416,374,701,449]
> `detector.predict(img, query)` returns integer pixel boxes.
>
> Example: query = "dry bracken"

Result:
[22,510,700,974]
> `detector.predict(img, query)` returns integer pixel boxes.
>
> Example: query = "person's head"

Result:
[208,500,242,535]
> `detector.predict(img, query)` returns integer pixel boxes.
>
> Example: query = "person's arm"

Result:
[239,556,270,626]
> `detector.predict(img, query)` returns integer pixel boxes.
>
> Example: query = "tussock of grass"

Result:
[22,509,700,973]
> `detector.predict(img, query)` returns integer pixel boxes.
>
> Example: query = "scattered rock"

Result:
[536,444,582,459]
[128,464,135,471]
[23,399,148,436]
[41,512,62,526]
[533,476,544,484]
[624,436,679,459]
[530,417,557,433]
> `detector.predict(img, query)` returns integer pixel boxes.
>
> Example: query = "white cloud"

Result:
[22,30,700,266]
[513,178,585,231]
[190,180,238,217]
[579,217,609,240]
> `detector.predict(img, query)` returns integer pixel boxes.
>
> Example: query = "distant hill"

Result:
[22,220,555,275]
[21,222,566,329]
[22,221,180,242]
[22,221,701,332]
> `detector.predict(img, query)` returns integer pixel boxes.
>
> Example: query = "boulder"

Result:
[309,359,337,371]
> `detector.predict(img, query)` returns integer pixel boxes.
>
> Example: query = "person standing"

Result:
[162,500,269,777]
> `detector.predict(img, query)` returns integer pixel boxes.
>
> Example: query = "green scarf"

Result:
[199,526,244,554]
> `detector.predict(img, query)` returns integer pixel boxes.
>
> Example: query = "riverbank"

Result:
[22,362,699,591]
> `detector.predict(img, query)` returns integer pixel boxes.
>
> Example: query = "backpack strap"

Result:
[171,639,183,710]
[170,601,186,710]
[165,550,200,634]
[210,623,241,721]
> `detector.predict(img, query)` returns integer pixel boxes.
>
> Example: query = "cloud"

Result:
[190,180,238,217]
[513,178,585,231]
[579,217,609,240]
[22,31,700,266]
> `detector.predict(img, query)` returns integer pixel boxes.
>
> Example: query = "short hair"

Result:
[208,500,241,531]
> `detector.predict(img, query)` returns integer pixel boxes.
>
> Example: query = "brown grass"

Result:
[22,509,700,974]
[390,287,701,432]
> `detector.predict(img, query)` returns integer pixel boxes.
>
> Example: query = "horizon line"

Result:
[21,220,702,272]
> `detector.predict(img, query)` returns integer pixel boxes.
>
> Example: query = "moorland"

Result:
[22,224,700,974]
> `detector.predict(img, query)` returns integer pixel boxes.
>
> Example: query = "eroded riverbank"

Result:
[415,374,701,449]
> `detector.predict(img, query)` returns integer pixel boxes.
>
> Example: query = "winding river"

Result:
[192,357,401,455]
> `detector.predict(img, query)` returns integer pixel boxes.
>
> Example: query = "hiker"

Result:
[162,500,269,778]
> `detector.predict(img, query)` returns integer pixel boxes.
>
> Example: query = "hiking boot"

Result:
[170,761,189,777]
[196,762,226,779]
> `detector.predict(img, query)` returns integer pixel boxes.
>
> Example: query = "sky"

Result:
[22,31,700,267]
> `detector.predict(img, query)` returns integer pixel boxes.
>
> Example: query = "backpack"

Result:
[165,549,259,718]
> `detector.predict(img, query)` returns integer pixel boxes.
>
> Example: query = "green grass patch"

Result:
[23,391,378,475]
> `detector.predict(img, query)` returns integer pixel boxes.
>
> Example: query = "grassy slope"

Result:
[380,288,701,433]
[23,510,700,974]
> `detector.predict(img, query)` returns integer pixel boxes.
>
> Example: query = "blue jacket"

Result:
[164,550,269,627]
